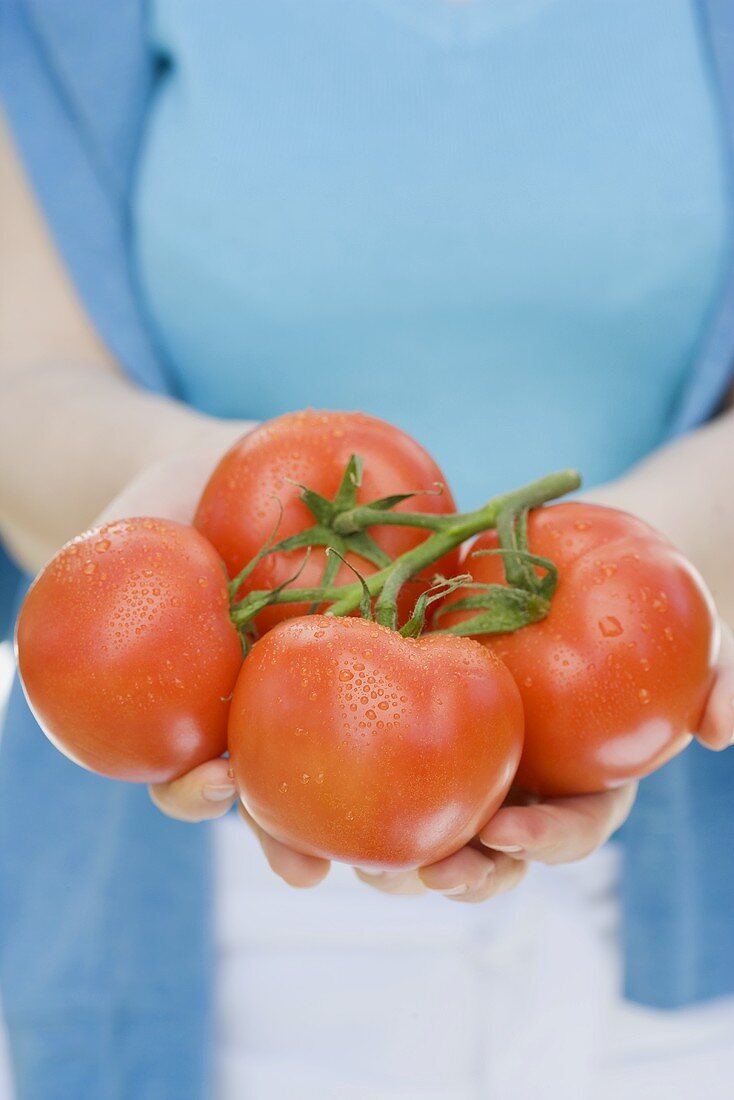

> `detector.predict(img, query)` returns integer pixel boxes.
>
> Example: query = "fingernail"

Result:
[357,868,384,878]
[203,783,236,802]
[485,843,523,853]
[439,884,469,895]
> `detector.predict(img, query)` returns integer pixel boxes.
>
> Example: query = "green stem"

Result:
[230,469,580,625]
[327,468,579,617]
[334,508,448,535]
[374,560,414,629]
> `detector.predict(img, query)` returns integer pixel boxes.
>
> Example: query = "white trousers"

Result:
[214,816,734,1100]
[2,820,732,1099]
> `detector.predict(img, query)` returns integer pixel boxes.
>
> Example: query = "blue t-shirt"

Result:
[134,0,729,506]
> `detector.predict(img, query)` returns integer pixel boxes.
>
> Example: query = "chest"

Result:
[137,0,726,326]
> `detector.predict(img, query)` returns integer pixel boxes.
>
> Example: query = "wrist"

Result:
[133,395,251,477]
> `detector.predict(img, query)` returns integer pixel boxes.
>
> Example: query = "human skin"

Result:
[2,112,733,901]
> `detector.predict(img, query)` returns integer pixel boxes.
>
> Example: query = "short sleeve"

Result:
[0,0,172,394]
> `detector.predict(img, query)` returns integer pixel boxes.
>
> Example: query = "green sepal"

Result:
[306,536,347,614]
[469,547,558,601]
[230,549,313,629]
[434,586,550,636]
[297,487,337,526]
[270,525,335,553]
[399,574,473,639]
[343,530,393,569]
[325,547,373,620]
[362,491,423,513]
[293,453,364,526]
[332,454,363,511]
[227,500,284,600]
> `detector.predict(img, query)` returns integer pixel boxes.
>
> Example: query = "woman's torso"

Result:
[134,0,729,506]
[132,2,729,1095]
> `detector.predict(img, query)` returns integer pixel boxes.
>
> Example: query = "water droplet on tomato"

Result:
[598,616,623,638]
[339,670,353,682]
[301,773,310,784]
[83,562,96,575]
[94,539,110,553]
[638,689,651,705]
[279,782,288,793]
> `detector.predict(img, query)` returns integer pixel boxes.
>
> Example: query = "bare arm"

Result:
[591,401,734,624]
[0,110,241,572]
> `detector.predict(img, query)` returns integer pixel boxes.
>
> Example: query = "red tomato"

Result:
[16,518,243,783]
[229,615,523,869]
[439,503,718,796]
[194,410,460,633]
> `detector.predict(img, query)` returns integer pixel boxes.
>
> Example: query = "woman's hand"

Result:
[354,783,637,901]
[106,448,734,900]
[93,429,332,886]
[369,468,734,904]
[355,626,733,902]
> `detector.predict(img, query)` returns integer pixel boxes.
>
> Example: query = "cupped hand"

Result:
[695,620,734,751]
[355,782,637,902]
[94,421,331,886]
[103,441,734,900]
[357,618,733,903]
[148,627,731,899]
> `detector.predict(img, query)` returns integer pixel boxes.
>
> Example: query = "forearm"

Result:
[592,405,734,624]
[0,361,234,572]
[0,109,248,571]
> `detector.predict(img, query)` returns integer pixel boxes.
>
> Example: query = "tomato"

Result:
[194,410,460,633]
[16,518,243,783]
[439,503,718,796]
[228,614,523,869]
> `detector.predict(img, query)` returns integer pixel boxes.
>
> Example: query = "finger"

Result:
[479,782,637,865]
[238,803,330,888]
[354,868,427,895]
[422,851,528,904]
[697,622,734,751]
[418,844,497,896]
[149,757,237,822]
